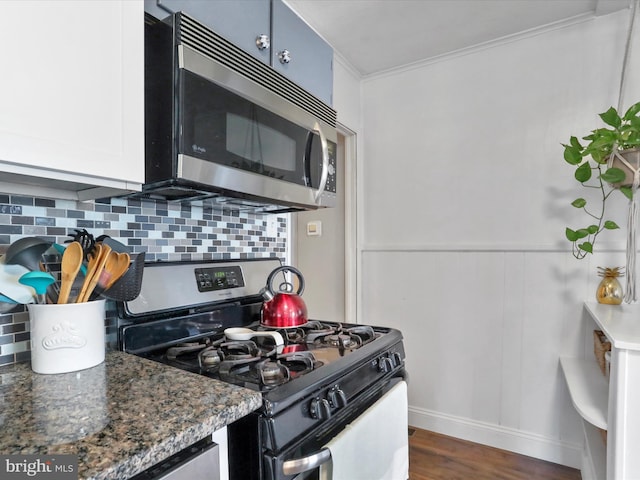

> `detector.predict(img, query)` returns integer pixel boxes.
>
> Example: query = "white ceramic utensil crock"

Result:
[28,299,106,374]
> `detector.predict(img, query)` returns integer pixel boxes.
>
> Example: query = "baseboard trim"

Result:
[408,406,583,469]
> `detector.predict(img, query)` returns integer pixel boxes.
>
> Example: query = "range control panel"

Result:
[194,266,245,292]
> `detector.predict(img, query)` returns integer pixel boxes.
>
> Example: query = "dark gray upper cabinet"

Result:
[270,0,333,106]
[144,0,333,106]
[145,0,271,63]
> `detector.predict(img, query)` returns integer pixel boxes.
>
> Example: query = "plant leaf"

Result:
[571,198,587,208]
[604,220,620,230]
[563,144,583,165]
[565,228,578,241]
[629,116,640,130]
[620,186,634,200]
[575,228,590,239]
[592,151,609,163]
[600,107,622,128]
[569,136,583,149]
[575,162,592,182]
[600,167,626,183]
[623,126,640,146]
[578,242,593,253]
[586,130,617,148]
[587,225,599,234]
[623,101,640,121]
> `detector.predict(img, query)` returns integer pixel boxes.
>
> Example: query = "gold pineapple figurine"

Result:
[596,267,624,305]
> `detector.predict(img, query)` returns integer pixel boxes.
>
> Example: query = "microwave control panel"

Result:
[194,266,245,292]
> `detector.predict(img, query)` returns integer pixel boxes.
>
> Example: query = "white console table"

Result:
[561,302,640,480]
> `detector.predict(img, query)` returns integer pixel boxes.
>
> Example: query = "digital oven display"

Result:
[194,266,244,292]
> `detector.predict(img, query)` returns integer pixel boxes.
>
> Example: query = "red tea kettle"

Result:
[260,266,308,328]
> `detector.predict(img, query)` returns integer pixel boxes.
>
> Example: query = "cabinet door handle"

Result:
[278,49,292,64]
[255,34,270,51]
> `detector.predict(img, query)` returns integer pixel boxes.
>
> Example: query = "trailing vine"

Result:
[563,102,640,258]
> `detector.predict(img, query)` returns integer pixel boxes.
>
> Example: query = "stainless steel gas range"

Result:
[117,258,408,480]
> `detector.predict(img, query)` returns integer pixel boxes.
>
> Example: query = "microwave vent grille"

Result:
[177,13,337,128]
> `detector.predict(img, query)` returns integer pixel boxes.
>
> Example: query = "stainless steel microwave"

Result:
[142,12,338,213]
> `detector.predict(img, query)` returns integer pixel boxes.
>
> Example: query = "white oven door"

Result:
[319,380,408,480]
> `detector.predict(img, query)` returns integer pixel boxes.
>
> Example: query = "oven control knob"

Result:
[327,386,347,409]
[310,397,331,420]
[391,352,403,367]
[378,356,394,373]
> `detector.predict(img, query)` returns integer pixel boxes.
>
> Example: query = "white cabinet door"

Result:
[0,0,144,200]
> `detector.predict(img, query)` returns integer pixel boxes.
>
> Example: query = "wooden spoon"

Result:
[57,241,84,304]
[104,252,131,290]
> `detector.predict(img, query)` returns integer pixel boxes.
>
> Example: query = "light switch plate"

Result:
[306,221,322,236]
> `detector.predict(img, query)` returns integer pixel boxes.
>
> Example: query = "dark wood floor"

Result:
[408,428,582,480]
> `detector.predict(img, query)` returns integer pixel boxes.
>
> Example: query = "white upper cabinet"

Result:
[0,1,144,201]
[144,0,333,105]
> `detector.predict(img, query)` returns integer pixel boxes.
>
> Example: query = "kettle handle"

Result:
[267,266,305,296]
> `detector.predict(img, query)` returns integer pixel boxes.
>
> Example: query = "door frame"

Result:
[340,122,358,323]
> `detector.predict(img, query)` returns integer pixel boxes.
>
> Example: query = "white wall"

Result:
[293,133,346,322]
[333,56,363,131]
[360,10,638,467]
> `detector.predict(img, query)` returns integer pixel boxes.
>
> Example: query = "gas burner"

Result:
[217,341,263,377]
[304,320,328,330]
[278,351,319,372]
[345,326,377,345]
[281,327,305,344]
[198,346,223,370]
[255,351,318,386]
[324,333,361,349]
[221,340,261,361]
[166,341,208,360]
[302,321,337,343]
[256,360,290,386]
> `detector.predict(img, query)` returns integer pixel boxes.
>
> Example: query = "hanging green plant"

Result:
[563,101,640,259]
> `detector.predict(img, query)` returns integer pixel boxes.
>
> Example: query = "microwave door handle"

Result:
[282,448,331,475]
[304,132,313,187]
[313,122,330,203]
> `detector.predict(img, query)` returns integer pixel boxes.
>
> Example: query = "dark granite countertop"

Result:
[0,351,262,479]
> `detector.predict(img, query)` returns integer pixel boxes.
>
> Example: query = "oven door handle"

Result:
[282,448,332,475]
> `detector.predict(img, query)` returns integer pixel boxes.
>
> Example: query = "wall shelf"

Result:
[561,302,640,479]
[584,302,640,351]
[560,356,608,429]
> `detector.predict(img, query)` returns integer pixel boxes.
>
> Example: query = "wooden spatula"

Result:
[58,241,83,304]
[77,244,111,303]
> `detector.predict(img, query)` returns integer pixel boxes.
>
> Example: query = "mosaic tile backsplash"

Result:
[0,193,287,366]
